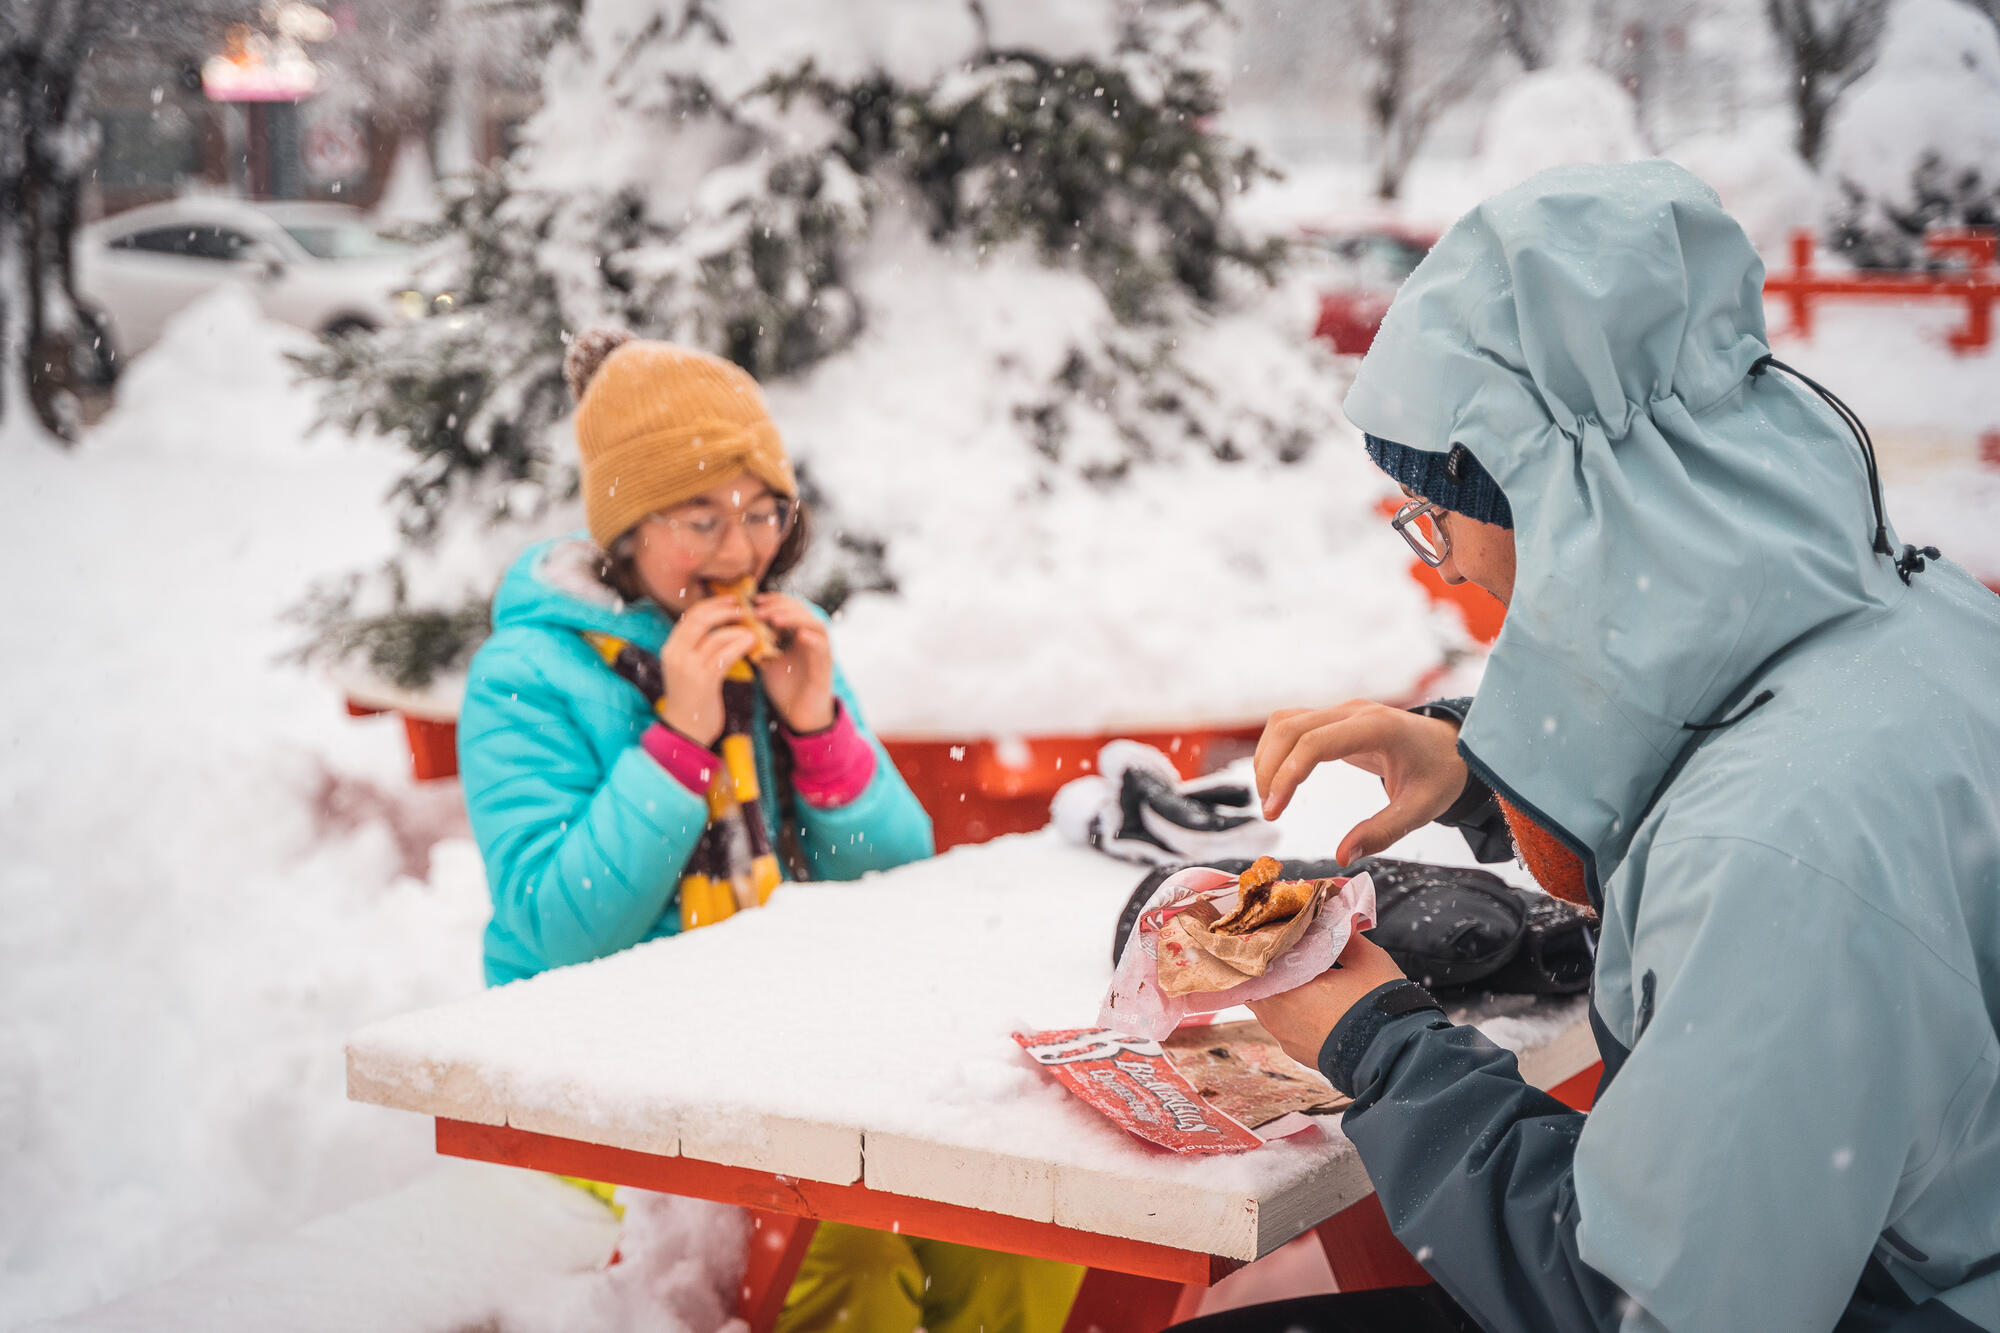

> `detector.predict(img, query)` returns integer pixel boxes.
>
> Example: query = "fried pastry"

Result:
[712,576,781,662]
[1213,857,1318,936]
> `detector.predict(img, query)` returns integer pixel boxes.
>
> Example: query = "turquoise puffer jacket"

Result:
[459,535,935,986]
[1335,162,2000,1331]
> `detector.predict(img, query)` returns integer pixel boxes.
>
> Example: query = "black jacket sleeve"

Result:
[1321,987,1628,1333]
[1412,697,1514,863]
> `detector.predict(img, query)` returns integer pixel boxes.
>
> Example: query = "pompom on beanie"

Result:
[1363,434,1514,529]
[564,329,798,550]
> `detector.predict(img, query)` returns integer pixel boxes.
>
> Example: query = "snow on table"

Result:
[347,819,1590,1262]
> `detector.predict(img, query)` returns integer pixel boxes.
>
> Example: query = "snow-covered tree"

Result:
[1825,0,2000,267]
[1492,0,1562,70]
[1764,0,1891,166]
[1,0,250,443]
[1338,0,1509,200]
[296,0,1447,731]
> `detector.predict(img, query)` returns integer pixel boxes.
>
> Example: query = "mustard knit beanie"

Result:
[563,329,798,550]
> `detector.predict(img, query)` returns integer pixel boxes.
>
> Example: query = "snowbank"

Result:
[0,293,489,1327]
[1824,0,2000,219]
[1666,115,1824,259]
[1475,65,1647,198]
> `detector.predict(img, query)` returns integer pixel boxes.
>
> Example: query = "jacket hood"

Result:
[1345,161,1906,893]
[491,533,674,648]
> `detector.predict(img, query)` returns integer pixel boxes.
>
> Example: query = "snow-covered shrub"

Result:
[297,0,1447,729]
[1667,114,1825,260]
[1825,0,2000,268]
[1476,65,1648,198]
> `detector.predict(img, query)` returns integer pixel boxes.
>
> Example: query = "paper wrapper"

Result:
[1162,1020,1350,1124]
[1099,867,1378,1040]
[1158,881,1328,995]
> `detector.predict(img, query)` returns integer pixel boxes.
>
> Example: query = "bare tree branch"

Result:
[1763,0,1891,165]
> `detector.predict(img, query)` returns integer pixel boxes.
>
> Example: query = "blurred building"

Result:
[79,3,537,222]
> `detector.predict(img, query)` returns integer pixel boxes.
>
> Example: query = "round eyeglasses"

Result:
[645,495,796,556]
[1392,496,1451,568]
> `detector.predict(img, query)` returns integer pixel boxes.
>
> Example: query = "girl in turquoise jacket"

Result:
[458,331,1077,1333]
[459,330,935,985]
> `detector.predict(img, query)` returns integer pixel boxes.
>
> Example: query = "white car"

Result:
[75,198,441,368]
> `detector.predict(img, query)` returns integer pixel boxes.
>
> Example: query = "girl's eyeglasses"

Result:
[1392,496,1451,568]
[646,496,796,556]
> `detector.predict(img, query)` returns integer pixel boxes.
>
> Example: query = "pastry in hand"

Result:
[711,576,781,662]
[1212,856,1321,936]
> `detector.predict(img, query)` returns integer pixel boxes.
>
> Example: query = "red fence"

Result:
[1764,228,1998,352]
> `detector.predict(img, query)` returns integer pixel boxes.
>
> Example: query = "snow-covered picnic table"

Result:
[346,776,1597,1331]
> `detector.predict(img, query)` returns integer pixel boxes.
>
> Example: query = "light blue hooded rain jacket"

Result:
[459,534,935,986]
[1332,162,2000,1331]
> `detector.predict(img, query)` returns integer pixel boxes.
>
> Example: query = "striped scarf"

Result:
[583,631,784,932]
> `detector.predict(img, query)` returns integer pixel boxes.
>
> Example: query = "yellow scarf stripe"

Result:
[586,631,781,936]
[753,853,783,905]
[581,630,624,667]
[679,873,737,930]
[720,734,760,802]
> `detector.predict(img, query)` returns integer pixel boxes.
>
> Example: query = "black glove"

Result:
[1051,740,1279,867]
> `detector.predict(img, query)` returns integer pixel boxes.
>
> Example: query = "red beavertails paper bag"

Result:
[1013,1029,1264,1154]
[1014,1024,1346,1155]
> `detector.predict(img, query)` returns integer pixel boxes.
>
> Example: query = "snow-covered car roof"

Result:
[83,197,383,244]
[1296,216,1442,248]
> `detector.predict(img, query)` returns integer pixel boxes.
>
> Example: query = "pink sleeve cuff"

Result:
[784,703,877,809]
[640,723,719,797]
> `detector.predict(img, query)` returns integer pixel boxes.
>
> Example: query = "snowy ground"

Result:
[0,294,486,1326]
[4,223,1996,1328]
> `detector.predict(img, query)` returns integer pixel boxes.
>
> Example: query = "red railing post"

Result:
[1785,230,1816,340]
[1766,227,1998,353]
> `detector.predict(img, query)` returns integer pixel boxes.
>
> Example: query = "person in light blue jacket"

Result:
[1196,163,2000,1333]
[458,331,1080,1333]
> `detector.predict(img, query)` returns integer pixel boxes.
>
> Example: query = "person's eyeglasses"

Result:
[1392,496,1451,568]
[646,496,796,555]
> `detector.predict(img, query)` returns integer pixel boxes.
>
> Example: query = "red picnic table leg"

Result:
[1315,1193,1433,1292]
[708,1204,1218,1333]
[1061,1266,1205,1333]
[739,1210,1210,1333]
[737,1210,819,1333]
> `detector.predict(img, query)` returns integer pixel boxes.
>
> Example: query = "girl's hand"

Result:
[752,594,836,734]
[658,597,759,748]
[1254,700,1467,863]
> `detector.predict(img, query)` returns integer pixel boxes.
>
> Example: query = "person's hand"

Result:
[1247,932,1408,1069]
[658,597,760,748]
[752,593,836,734]
[1254,700,1467,863]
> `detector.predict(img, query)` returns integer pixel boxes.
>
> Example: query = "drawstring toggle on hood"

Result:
[1895,544,1943,584]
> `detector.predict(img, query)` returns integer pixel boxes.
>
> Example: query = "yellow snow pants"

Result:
[775,1220,1084,1333]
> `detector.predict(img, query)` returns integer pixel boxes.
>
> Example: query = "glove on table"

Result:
[1051,739,1279,867]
